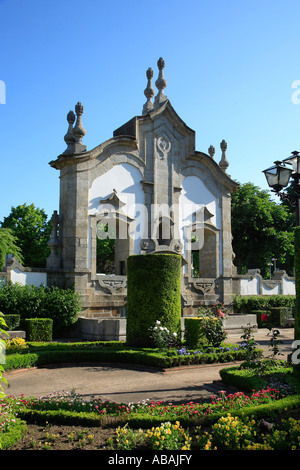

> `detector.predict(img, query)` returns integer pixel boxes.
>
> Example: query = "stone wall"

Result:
[232,269,295,297]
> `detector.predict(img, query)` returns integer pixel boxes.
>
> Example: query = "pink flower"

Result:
[218,309,225,318]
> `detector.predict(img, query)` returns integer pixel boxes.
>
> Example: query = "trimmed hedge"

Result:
[184,318,209,348]
[253,307,293,328]
[126,254,182,347]
[24,318,53,342]
[2,341,260,371]
[233,294,295,314]
[294,227,300,378]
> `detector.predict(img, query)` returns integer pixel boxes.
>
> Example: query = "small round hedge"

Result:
[126,253,182,347]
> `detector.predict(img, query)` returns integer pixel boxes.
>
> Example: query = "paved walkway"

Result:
[3,328,295,404]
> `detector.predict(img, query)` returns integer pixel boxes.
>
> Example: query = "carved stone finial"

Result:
[63,110,76,154]
[143,67,155,115]
[154,57,168,109]
[72,102,86,153]
[219,139,229,172]
[208,145,215,159]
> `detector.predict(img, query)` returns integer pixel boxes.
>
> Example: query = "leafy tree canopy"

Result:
[231,182,295,277]
[0,228,24,269]
[0,203,52,268]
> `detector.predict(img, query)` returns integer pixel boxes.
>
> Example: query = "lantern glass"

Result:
[283,151,300,173]
[263,161,292,191]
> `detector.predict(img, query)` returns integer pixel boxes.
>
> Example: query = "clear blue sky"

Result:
[1,0,300,221]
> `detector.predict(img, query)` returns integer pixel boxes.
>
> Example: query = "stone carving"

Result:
[64,110,76,153]
[154,57,167,108]
[263,280,281,289]
[99,189,126,210]
[208,145,215,159]
[219,139,229,172]
[72,102,86,153]
[143,67,155,115]
[156,136,171,159]
[98,276,127,294]
[192,281,215,294]
[63,102,86,154]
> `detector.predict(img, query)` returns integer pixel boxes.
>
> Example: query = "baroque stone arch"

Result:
[48,57,239,323]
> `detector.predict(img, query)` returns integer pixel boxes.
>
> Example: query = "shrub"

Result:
[294,226,300,378]
[24,318,53,342]
[0,283,81,335]
[126,254,182,347]
[184,318,209,348]
[2,315,20,331]
[4,337,28,354]
[233,295,295,313]
[149,320,178,349]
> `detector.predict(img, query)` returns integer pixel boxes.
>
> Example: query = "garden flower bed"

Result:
[1,374,300,450]
[1,336,300,450]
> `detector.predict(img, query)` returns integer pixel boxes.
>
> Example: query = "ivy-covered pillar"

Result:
[294,227,300,378]
[126,253,182,347]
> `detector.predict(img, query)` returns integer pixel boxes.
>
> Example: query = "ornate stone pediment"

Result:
[99,189,126,210]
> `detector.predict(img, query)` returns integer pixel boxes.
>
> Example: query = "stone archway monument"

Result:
[47,58,238,339]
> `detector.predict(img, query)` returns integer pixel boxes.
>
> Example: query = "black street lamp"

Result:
[263,151,300,226]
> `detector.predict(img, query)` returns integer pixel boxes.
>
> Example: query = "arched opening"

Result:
[96,214,133,276]
[190,225,219,278]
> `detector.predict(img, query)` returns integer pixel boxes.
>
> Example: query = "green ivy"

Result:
[126,254,182,347]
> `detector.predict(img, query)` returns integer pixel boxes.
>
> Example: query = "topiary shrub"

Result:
[126,253,182,347]
[184,318,209,348]
[294,226,300,379]
[24,318,53,342]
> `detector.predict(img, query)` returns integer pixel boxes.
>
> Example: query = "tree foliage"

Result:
[231,182,295,277]
[0,203,52,268]
[0,228,24,270]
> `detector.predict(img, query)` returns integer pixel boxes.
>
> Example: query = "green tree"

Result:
[96,223,115,274]
[231,182,294,277]
[0,203,51,268]
[0,228,24,269]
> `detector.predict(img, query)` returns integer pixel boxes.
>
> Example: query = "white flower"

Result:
[159,326,164,331]
[172,332,177,337]
[156,320,161,325]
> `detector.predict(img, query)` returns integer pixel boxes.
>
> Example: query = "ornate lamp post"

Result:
[263,151,300,226]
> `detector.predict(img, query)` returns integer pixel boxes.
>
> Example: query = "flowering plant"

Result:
[145,421,191,450]
[0,312,8,398]
[197,304,227,347]
[149,320,178,349]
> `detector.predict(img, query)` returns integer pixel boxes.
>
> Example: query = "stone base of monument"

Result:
[79,317,127,342]
[0,330,26,340]
[223,314,258,334]
[78,313,259,341]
